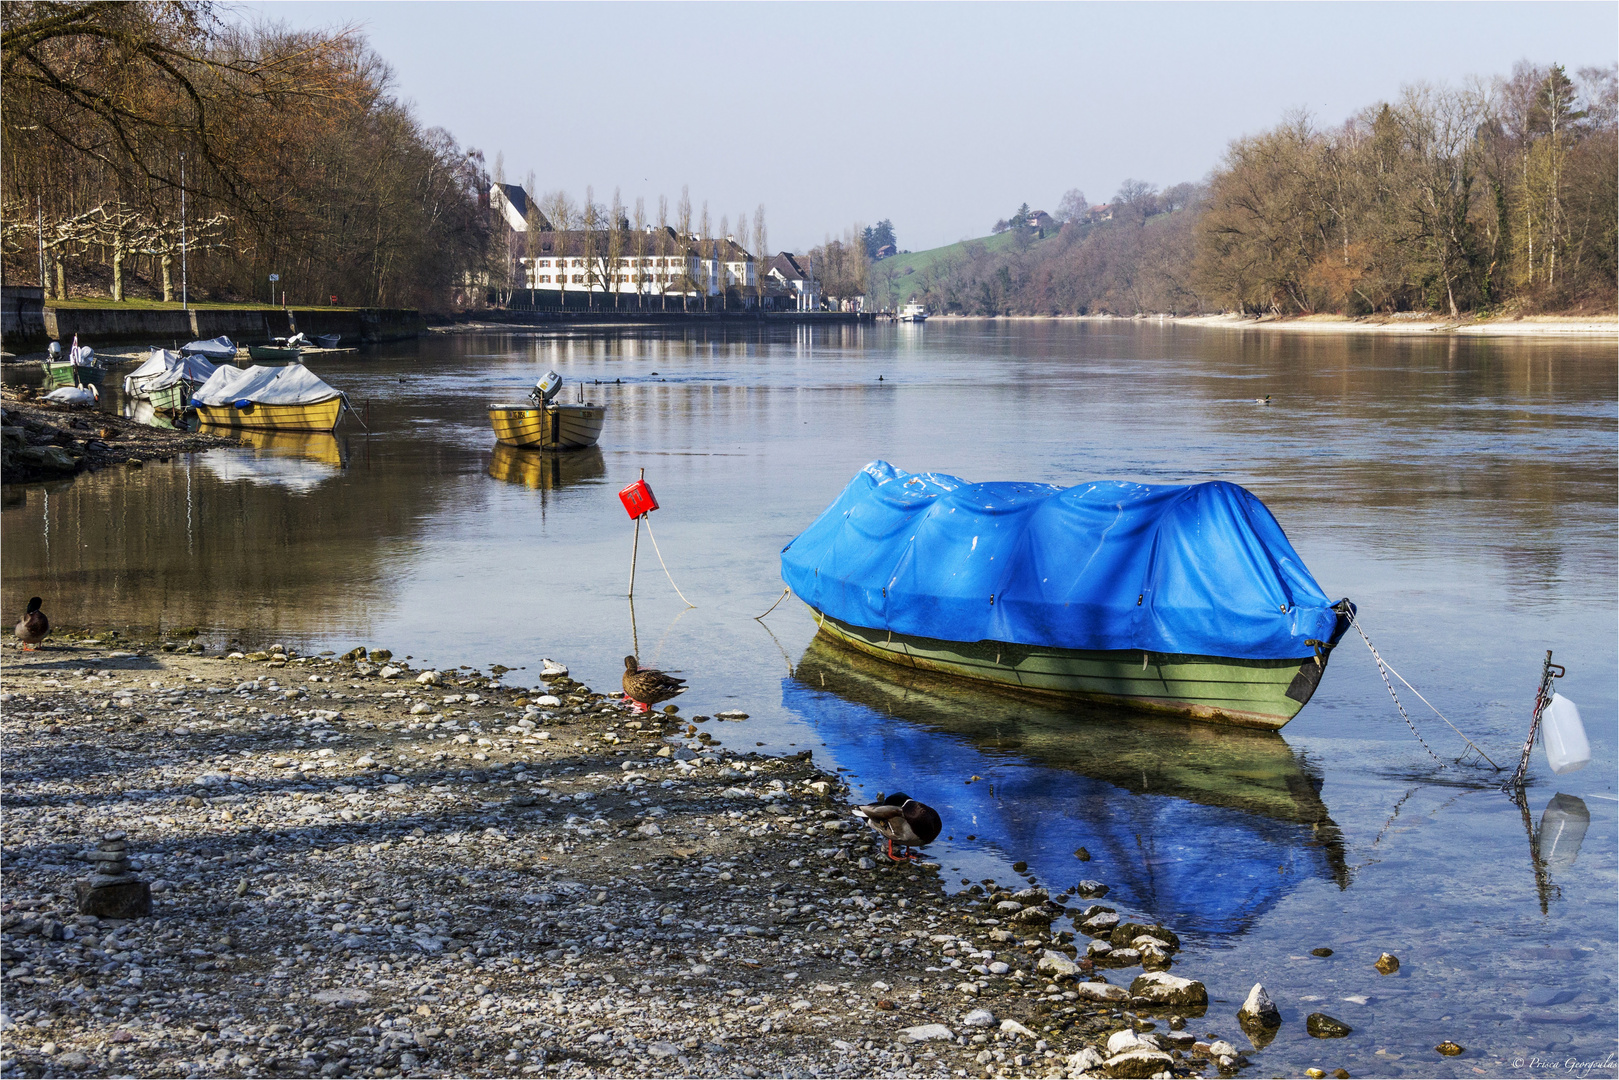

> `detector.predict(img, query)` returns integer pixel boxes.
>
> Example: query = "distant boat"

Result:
[781,461,1355,730]
[314,334,341,349]
[898,301,928,323]
[180,336,238,361]
[123,348,216,413]
[247,344,303,362]
[489,370,604,450]
[192,362,347,432]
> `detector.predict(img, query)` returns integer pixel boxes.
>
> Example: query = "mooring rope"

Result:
[640,514,694,608]
[1351,615,1448,769]
[754,587,790,622]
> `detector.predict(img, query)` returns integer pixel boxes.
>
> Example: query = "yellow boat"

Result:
[489,370,605,449]
[196,396,344,433]
[192,362,347,433]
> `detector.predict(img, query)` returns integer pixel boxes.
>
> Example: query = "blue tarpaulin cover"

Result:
[780,461,1338,661]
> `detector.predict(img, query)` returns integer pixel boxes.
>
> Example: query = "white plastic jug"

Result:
[1542,693,1590,775]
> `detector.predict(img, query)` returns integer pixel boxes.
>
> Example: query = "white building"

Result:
[517,226,755,303]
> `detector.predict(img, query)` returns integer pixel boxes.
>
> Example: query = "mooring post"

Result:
[628,467,645,598]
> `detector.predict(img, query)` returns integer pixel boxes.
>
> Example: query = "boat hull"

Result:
[44,362,104,390]
[247,346,303,362]
[196,396,343,433]
[805,606,1338,730]
[488,403,605,449]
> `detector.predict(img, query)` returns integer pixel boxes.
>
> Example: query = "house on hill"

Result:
[1026,210,1055,230]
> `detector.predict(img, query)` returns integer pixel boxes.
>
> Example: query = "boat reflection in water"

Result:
[199,429,346,494]
[487,444,606,490]
[787,636,1349,937]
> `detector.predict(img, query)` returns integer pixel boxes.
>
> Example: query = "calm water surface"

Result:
[5,323,1616,1076]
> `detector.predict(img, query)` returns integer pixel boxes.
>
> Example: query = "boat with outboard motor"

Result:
[488,369,605,450]
[781,461,1354,729]
[42,338,105,390]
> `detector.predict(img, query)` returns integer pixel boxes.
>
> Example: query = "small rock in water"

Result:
[1073,846,1091,860]
[1374,951,1400,975]
[1435,1041,1464,1056]
[1311,946,1334,957]
[1306,1012,1353,1038]
[1075,879,1110,897]
[1239,982,1282,1028]
[1130,972,1208,1007]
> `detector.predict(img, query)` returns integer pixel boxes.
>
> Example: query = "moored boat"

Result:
[180,335,238,362]
[488,370,605,450]
[123,348,217,412]
[247,344,303,362]
[898,301,928,323]
[781,461,1354,729]
[192,362,347,432]
[43,338,105,390]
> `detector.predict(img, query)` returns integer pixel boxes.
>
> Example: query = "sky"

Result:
[238,2,1616,253]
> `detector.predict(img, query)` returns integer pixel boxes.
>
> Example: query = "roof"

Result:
[768,252,808,281]
[490,184,553,231]
[528,229,753,260]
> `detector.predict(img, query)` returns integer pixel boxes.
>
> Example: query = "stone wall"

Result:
[32,306,424,348]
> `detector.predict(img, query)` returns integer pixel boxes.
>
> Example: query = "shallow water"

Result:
[5,322,1616,1075]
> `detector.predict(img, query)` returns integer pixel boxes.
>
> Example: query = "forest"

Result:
[877,62,1617,318]
[1,1,488,310]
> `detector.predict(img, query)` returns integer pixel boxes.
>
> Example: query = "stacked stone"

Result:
[74,831,152,918]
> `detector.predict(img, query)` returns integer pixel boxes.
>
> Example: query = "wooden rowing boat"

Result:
[488,402,605,449]
[196,396,343,433]
[803,602,1352,730]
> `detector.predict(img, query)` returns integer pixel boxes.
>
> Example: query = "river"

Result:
[4,321,1615,1076]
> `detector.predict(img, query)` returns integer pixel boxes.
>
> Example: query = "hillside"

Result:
[868,229,1061,307]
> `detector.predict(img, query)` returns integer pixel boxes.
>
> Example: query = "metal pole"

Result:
[627,467,645,597]
[179,153,188,311]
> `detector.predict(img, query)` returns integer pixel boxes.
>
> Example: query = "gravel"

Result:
[1,636,1236,1078]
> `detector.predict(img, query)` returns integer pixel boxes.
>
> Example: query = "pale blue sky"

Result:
[239,2,1616,252]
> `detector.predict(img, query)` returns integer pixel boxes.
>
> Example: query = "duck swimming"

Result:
[622,655,686,711]
[14,597,48,650]
[852,792,942,862]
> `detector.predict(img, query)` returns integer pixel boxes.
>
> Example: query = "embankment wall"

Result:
[20,306,424,349]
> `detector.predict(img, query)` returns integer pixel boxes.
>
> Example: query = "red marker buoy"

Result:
[621,469,656,597]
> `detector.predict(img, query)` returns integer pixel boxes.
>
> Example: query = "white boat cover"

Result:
[180,335,237,360]
[124,349,217,395]
[193,363,342,407]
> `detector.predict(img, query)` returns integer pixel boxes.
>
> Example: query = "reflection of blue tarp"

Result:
[782,461,1337,660]
[783,675,1333,936]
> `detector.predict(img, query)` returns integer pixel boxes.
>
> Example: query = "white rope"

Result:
[1376,644,1500,769]
[755,587,790,622]
[640,515,695,608]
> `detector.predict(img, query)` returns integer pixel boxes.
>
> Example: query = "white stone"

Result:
[1073,981,1129,1003]
[962,1009,996,1028]
[1239,982,1281,1027]
[379,667,402,679]
[534,695,562,708]
[1037,949,1081,978]
[998,1019,1036,1039]
[901,1024,954,1043]
[416,671,442,685]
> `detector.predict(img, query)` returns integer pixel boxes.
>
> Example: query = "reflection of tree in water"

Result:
[787,636,1351,937]
[0,436,452,640]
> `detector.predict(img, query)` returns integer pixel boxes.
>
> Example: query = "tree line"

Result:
[876,62,1615,317]
[2,1,486,310]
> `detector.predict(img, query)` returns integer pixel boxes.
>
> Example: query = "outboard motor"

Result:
[47,340,62,359]
[530,370,564,405]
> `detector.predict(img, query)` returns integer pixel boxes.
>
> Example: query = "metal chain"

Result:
[1351,615,1447,769]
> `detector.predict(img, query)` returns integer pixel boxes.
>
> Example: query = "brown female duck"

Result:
[852,792,942,861]
[622,655,686,710]
[14,597,48,650]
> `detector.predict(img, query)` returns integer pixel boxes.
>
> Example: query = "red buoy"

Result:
[619,478,658,519]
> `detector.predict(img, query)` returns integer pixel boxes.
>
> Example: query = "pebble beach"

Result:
[0,635,1254,1080]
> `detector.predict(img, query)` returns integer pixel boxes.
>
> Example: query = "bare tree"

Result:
[753,203,767,310]
[632,195,647,309]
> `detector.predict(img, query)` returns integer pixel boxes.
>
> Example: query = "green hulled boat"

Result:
[247,345,303,362]
[44,358,104,390]
[805,602,1352,730]
[782,462,1354,731]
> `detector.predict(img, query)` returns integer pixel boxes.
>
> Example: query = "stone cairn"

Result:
[75,831,152,919]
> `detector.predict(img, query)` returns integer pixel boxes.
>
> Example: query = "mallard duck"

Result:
[14,597,48,650]
[1255,395,1271,405]
[622,655,686,710]
[852,792,942,862]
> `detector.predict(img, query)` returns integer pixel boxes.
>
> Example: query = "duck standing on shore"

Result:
[852,792,942,862]
[14,597,49,650]
[622,655,686,711]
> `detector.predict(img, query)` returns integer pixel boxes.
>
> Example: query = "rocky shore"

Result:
[1,386,232,483]
[2,636,1260,1080]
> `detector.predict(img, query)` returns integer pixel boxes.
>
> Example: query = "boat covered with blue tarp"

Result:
[780,461,1353,728]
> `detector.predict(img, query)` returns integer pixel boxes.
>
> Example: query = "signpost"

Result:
[269,273,279,306]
